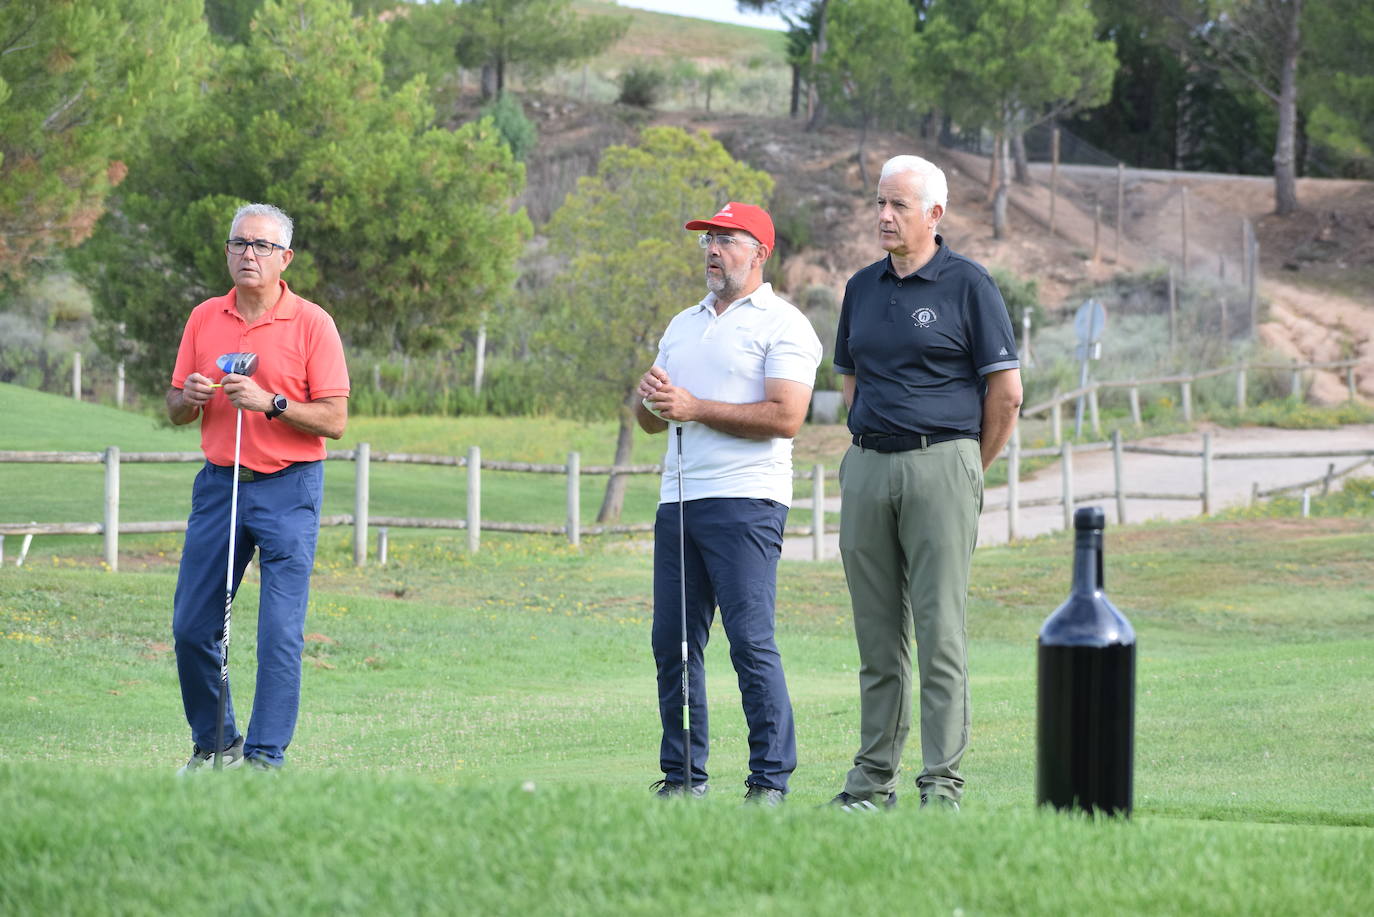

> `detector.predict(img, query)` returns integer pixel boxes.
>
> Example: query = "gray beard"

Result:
[705,266,748,302]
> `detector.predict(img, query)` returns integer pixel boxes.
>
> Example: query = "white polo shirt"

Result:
[654,282,822,506]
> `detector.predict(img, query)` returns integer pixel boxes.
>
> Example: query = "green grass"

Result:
[3,384,1374,912]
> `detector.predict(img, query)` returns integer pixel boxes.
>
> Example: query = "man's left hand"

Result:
[220,374,273,414]
[645,384,700,422]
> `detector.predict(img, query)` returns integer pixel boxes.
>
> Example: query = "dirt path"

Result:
[782,424,1374,561]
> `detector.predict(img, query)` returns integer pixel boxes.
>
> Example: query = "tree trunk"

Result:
[806,0,829,131]
[856,117,870,190]
[789,63,801,118]
[1012,130,1030,184]
[1272,0,1302,215]
[993,132,1011,240]
[596,396,637,523]
[480,63,497,100]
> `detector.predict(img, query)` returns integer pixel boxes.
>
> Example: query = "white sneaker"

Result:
[176,736,244,775]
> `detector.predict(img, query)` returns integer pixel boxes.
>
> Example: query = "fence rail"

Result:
[1024,358,1363,443]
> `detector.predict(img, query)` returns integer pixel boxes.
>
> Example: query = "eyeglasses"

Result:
[226,238,287,257]
[698,233,760,250]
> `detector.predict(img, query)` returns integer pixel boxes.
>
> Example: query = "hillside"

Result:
[506,95,1373,403]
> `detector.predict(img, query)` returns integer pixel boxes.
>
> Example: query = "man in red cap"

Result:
[637,202,822,806]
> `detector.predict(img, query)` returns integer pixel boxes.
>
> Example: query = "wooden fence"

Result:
[1024,358,1363,442]
[5,430,1372,570]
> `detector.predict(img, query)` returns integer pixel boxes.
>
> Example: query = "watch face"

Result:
[273,395,287,412]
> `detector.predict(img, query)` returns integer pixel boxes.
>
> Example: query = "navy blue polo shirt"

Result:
[834,236,1019,437]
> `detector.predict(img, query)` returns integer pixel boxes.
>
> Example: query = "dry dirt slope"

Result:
[518,100,1373,402]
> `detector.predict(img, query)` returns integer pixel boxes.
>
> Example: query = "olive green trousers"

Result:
[838,438,983,801]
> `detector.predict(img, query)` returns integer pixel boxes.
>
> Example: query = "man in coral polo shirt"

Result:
[167,203,349,773]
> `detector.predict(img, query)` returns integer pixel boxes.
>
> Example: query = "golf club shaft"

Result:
[676,424,689,793]
[214,407,243,769]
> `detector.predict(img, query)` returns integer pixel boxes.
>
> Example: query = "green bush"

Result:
[478,93,538,162]
[616,65,665,108]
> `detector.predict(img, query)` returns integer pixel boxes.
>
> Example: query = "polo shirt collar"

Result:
[695,281,776,315]
[883,234,949,281]
[223,280,300,321]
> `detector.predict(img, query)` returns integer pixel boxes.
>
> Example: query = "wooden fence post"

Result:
[1236,366,1247,412]
[1112,430,1126,525]
[1129,386,1142,430]
[1092,203,1101,263]
[566,451,581,548]
[377,527,388,566]
[1008,427,1020,542]
[1168,267,1177,354]
[104,446,120,572]
[1321,462,1335,497]
[467,446,481,555]
[1088,387,1101,436]
[353,442,370,567]
[72,351,82,401]
[1049,126,1060,235]
[1115,162,1124,264]
[116,362,125,409]
[1201,432,1212,516]
[1346,366,1356,401]
[1290,365,1303,400]
[1181,380,1193,423]
[812,464,825,561]
[1051,398,1063,446]
[1060,440,1074,530]
[1180,186,1189,282]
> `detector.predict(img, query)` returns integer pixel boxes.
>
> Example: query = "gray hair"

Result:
[230,203,294,249]
[880,155,948,215]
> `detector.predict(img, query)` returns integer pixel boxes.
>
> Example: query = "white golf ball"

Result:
[521,780,537,793]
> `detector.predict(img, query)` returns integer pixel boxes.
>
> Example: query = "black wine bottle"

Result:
[1036,506,1136,816]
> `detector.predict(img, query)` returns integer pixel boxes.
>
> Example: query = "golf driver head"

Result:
[216,352,259,377]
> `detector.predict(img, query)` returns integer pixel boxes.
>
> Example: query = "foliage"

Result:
[988,266,1045,330]
[817,0,919,185]
[1210,398,1374,430]
[0,0,208,281]
[478,93,538,162]
[1302,0,1374,176]
[72,0,530,400]
[450,0,629,97]
[616,64,667,108]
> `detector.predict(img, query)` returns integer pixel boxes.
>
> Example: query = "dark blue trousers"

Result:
[172,460,323,766]
[652,497,796,792]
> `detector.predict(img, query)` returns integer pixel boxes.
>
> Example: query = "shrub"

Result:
[478,93,538,162]
[617,65,665,108]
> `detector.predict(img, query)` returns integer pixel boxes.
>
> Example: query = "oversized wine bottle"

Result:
[1036,506,1136,816]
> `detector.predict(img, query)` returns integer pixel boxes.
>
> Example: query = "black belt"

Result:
[851,432,977,453]
[208,460,317,483]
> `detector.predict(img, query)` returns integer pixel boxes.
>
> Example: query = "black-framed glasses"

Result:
[698,233,759,250]
[226,238,287,257]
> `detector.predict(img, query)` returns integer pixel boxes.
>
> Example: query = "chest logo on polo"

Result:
[911,307,938,328]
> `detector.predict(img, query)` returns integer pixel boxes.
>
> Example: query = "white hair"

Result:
[230,202,294,249]
[880,155,948,215]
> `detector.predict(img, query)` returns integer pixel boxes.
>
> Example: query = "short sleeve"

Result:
[968,274,1019,377]
[303,309,351,399]
[833,280,855,375]
[764,309,823,387]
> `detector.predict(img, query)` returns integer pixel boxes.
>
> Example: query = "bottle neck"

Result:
[1072,529,1104,595]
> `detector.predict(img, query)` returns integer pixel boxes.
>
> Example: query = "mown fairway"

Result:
[2,385,1372,914]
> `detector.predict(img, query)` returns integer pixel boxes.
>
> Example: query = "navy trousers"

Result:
[172,460,323,765]
[652,497,796,792]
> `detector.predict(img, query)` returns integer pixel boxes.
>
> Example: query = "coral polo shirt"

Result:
[171,281,350,473]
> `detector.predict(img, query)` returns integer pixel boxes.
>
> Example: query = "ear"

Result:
[280,248,294,271]
[927,203,945,225]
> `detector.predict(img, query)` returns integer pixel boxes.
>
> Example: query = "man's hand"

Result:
[220,373,274,414]
[644,383,701,423]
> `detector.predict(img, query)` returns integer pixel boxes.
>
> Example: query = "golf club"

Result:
[212,351,258,770]
[676,424,691,795]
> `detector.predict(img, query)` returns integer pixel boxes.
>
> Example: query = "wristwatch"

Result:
[266,393,288,420]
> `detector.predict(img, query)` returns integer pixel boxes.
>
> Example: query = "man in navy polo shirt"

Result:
[827,156,1023,813]
[637,202,822,805]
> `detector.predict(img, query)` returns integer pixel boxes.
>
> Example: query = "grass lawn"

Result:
[2,384,1372,913]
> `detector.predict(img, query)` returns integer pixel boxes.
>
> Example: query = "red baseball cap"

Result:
[685,201,774,251]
